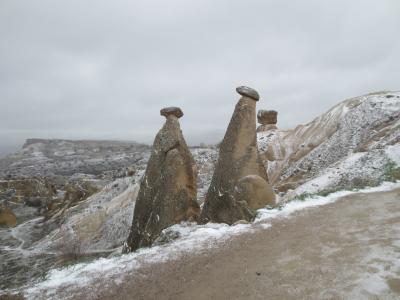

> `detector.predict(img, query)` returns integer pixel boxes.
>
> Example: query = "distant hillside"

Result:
[0,139,151,178]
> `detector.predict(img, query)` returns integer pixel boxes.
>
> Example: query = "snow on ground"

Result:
[286,143,400,199]
[24,181,400,300]
[351,243,400,298]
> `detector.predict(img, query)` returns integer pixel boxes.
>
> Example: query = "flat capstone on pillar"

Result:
[236,86,260,101]
[160,107,184,119]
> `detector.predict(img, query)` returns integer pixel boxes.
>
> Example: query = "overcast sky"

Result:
[0,0,399,154]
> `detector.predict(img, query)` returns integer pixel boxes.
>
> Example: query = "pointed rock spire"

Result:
[123,107,199,252]
[200,86,276,224]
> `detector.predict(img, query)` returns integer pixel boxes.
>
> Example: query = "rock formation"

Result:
[0,204,17,227]
[200,87,276,225]
[123,107,200,252]
[257,110,278,132]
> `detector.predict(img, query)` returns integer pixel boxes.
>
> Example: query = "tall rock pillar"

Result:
[200,86,275,224]
[123,107,200,252]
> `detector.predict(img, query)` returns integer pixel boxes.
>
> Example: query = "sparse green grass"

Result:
[296,193,313,201]
[381,160,400,182]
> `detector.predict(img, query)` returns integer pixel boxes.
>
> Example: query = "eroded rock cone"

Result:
[123,107,200,252]
[257,110,278,132]
[200,87,276,224]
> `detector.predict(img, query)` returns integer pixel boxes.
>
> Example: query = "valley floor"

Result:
[94,188,400,300]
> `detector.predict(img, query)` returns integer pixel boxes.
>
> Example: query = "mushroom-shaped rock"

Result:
[257,110,277,125]
[257,110,278,132]
[160,107,183,119]
[234,175,276,210]
[236,86,259,101]
[123,109,199,252]
[200,87,275,225]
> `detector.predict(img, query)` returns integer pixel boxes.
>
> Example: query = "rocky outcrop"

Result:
[44,181,100,220]
[200,87,276,225]
[0,178,56,204]
[257,110,278,132]
[123,107,200,252]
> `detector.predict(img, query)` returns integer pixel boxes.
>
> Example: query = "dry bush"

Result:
[55,227,88,264]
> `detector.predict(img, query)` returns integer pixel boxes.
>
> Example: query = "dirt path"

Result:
[90,188,400,300]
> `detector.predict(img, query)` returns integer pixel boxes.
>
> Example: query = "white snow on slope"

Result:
[25,181,400,300]
[287,144,400,198]
[258,91,400,187]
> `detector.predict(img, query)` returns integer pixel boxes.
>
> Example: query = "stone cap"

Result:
[236,86,259,101]
[160,107,184,119]
[257,110,277,125]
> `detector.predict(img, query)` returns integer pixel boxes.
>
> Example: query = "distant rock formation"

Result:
[123,107,200,252]
[200,87,276,225]
[257,110,278,132]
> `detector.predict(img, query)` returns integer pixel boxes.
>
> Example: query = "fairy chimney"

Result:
[123,107,200,252]
[200,87,276,225]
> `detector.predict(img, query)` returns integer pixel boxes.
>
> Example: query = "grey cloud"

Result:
[0,0,399,153]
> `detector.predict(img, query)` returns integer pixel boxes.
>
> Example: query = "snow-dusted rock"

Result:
[36,177,139,252]
[258,91,400,196]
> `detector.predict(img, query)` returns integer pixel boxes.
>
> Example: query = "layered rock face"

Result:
[200,87,275,224]
[124,107,200,252]
[257,110,278,132]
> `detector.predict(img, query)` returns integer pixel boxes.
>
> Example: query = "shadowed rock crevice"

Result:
[200,87,275,225]
[123,107,199,252]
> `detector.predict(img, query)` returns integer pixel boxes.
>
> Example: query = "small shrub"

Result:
[55,227,88,265]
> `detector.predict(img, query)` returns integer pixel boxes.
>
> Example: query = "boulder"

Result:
[234,175,276,210]
[200,86,275,225]
[257,110,277,125]
[123,107,200,252]
[0,205,17,227]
